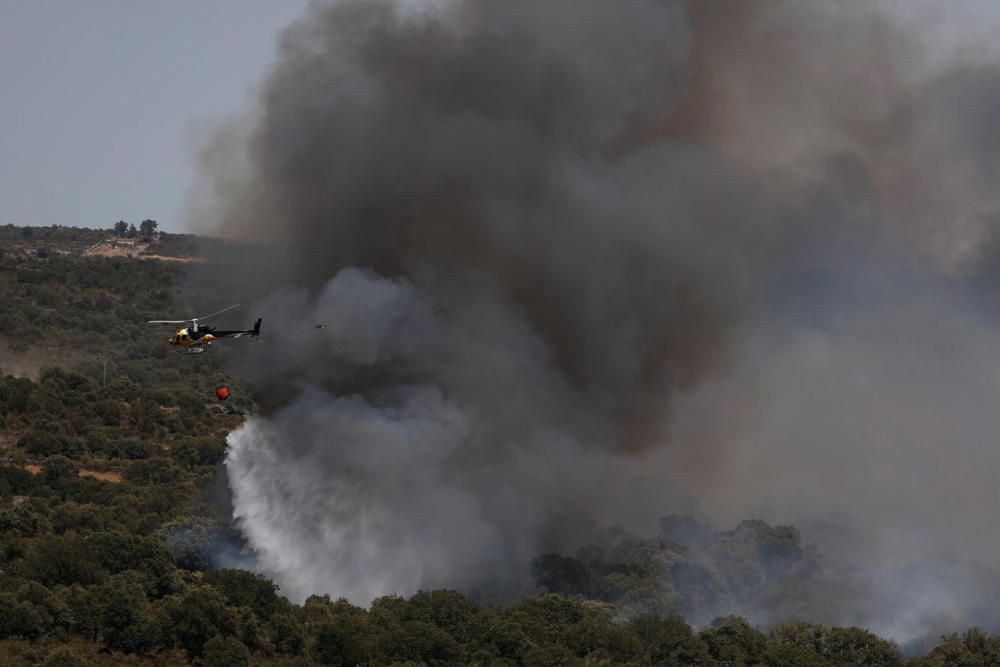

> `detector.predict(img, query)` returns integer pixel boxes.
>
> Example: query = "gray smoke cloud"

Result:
[186,0,1000,644]
[661,278,1000,644]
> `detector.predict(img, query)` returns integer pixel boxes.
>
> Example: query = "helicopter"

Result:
[148,304,262,353]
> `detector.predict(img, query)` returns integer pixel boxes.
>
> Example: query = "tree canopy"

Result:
[0,227,990,666]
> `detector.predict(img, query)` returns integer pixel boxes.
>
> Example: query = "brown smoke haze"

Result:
[185,0,1000,646]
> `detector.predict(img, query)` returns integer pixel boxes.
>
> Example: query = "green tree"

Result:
[156,515,221,571]
[0,503,49,536]
[912,629,1000,667]
[20,430,71,457]
[95,580,155,654]
[0,465,37,495]
[21,534,104,587]
[1,377,34,412]
[629,615,712,666]
[52,502,107,535]
[178,391,207,416]
[44,649,91,667]
[86,531,145,574]
[532,554,594,597]
[767,623,880,667]
[172,438,226,469]
[465,614,530,664]
[823,626,901,666]
[402,590,479,637]
[204,569,282,620]
[520,642,577,667]
[16,581,71,636]
[764,640,831,667]
[163,585,238,660]
[767,622,901,667]
[699,616,768,667]
[200,635,251,667]
[43,455,79,485]
[0,592,44,639]
[56,585,101,641]
[113,221,128,237]
[124,457,184,485]
[267,612,306,656]
[377,620,462,666]
[94,400,123,426]
[313,601,373,666]
[139,219,158,240]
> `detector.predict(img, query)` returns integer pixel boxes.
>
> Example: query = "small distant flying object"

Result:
[315,324,326,329]
[148,304,262,354]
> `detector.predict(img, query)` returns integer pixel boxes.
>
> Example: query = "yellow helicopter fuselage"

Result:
[169,328,216,349]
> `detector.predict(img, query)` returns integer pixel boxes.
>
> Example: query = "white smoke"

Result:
[225,269,644,603]
[662,279,1000,644]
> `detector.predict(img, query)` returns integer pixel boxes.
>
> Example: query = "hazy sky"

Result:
[2,0,1000,234]
[0,1,307,232]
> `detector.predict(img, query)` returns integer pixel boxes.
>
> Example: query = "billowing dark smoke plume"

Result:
[187,0,1000,644]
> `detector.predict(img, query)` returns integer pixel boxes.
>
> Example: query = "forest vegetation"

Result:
[0,225,996,666]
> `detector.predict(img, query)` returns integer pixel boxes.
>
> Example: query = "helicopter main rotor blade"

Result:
[193,304,241,322]
[147,304,240,326]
